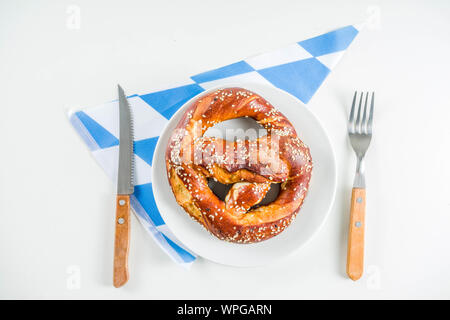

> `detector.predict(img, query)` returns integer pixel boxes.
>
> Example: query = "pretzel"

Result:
[166,88,312,243]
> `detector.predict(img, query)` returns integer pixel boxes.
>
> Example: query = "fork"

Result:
[346,91,374,281]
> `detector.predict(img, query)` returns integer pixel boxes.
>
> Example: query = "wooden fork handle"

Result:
[113,194,130,287]
[346,188,366,281]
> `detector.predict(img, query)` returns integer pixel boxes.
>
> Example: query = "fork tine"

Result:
[361,92,369,133]
[367,92,375,133]
[348,91,357,132]
[355,92,363,133]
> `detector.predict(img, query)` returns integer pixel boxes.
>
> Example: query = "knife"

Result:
[113,85,134,288]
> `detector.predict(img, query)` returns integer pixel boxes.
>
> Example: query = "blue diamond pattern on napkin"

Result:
[134,137,159,166]
[75,111,119,149]
[298,25,358,57]
[161,234,196,263]
[191,61,255,83]
[140,84,204,119]
[257,57,330,104]
[133,183,165,227]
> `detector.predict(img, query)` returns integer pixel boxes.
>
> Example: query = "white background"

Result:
[1,0,449,299]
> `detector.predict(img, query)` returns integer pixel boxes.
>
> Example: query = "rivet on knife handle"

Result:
[114,194,130,287]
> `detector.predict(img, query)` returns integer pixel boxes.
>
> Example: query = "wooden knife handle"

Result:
[346,188,366,281]
[113,194,130,287]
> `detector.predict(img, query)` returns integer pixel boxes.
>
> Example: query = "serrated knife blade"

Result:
[117,84,134,195]
[113,84,134,288]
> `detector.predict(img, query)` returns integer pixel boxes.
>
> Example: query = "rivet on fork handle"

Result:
[347,188,366,281]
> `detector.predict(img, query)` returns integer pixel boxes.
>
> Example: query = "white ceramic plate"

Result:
[152,83,337,267]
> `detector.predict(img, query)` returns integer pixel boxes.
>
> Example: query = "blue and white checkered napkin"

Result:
[70,25,359,267]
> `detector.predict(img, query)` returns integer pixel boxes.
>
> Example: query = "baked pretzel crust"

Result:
[166,88,312,243]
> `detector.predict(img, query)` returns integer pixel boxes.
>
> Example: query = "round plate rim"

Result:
[151,83,337,267]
